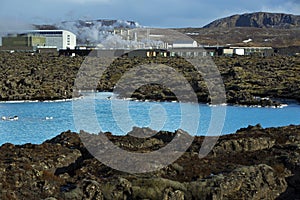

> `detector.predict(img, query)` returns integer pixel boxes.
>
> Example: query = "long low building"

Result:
[1,30,76,50]
[59,46,275,58]
[2,34,46,47]
[223,47,274,56]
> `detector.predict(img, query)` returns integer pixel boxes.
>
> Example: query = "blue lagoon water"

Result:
[0,92,299,145]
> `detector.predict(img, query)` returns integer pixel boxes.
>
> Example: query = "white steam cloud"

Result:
[56,20,141,45]
[56,19,164,49]
[99,34,164,49]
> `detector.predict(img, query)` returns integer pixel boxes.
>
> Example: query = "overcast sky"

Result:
[0,0,299,28]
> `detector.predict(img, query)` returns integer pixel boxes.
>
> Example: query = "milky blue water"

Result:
[0,92,299,145]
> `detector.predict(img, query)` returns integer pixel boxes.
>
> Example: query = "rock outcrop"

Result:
[0,53,299,106]
[0,125,300,199]
[203,12,300,29]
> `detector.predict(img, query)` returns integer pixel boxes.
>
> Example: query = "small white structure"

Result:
[234,48,245,56]
[243,38,253,43]
[28,30,76,50]
[172,40,198,48]
[223,48,234,56]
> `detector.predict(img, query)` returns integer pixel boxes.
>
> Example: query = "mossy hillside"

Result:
[0,52,299,105]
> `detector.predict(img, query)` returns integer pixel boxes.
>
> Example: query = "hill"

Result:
[203,12,300,29]
[177,26,300,47]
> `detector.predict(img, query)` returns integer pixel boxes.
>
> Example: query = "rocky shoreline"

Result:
[0,52,299,107]
[0,125,300,199]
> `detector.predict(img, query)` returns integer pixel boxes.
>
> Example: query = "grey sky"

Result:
[0,0,299,28]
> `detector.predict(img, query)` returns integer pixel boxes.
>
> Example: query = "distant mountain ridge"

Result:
[203,12,300,29]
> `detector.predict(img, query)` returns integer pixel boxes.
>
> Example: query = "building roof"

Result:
[29,30,72,32]
[173,40,197,44]
[24,30,76,36]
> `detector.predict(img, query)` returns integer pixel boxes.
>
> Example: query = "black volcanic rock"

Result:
[0,125,300,199]
[203,12,300,29]
[0,53,300,106]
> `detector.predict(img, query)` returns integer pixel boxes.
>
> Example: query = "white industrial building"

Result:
[28,30,76,50]
[172,40,198,48]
